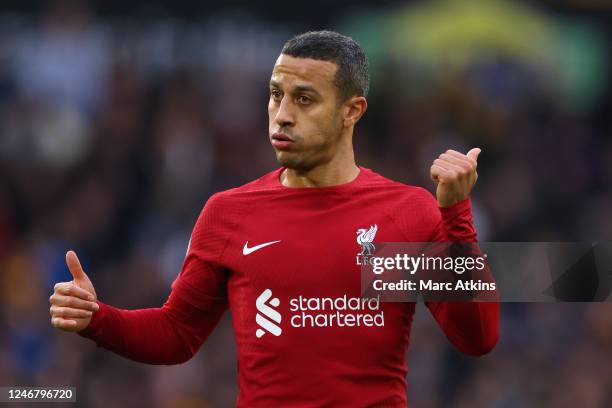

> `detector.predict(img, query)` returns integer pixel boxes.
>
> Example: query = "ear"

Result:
[342,96,368,128]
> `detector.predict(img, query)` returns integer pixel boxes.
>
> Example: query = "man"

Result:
[50,31,498,407]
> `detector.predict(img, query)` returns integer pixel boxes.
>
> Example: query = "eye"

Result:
[270,89,282,100]
[297,95,312,105]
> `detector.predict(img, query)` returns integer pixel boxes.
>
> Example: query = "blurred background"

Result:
[0,0,611,407]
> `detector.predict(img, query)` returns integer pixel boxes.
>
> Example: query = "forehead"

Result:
[270,54,337,88]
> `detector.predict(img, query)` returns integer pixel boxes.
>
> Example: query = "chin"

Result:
[276,152,310,171]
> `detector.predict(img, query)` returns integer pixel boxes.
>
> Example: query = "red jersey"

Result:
[80,166,499,407]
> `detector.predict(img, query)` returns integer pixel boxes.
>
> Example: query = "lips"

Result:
[272,133,294,142]
[271,132,295,150]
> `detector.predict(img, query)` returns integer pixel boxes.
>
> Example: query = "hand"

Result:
[430,148,480,208]
[49,251,99,332]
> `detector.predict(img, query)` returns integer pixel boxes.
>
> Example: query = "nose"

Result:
[274,97,295,128]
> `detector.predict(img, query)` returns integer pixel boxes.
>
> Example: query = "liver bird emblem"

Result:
[356,224,378,256]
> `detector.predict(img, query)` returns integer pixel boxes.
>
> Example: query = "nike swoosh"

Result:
[243,240,282,255]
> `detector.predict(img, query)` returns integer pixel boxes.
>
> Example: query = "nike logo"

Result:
[243,240,281,255]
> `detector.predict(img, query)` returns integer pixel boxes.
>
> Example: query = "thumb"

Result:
[467,147,481,162]
[66,250,88,281]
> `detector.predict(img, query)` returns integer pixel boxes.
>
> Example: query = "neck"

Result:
[281,144,359,188]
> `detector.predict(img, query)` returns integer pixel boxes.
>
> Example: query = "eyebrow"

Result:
[269,80,322,97]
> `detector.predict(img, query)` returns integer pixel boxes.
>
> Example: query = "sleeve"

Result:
[78,193,230,364]
[424,194,500,356]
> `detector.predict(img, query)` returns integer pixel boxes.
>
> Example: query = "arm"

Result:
[426,148,499,356]
[426,197,499,356]
[78,290,226,365]
[51,193,230,364]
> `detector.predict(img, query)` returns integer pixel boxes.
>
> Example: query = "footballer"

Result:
[49,31,499,407]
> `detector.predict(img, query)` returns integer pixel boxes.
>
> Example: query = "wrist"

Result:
[439,196,471,214]
[78,300,105,337]
[439,197,476,242]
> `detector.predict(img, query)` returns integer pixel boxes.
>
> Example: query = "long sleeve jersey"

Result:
[79,166,499,407]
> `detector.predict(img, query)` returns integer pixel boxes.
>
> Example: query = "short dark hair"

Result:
[281,30,370,101]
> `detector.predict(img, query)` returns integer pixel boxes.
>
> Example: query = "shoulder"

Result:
[215,168,282,197]
[200,168,283,215]
[361,168,442,236]
[361,167,438,208]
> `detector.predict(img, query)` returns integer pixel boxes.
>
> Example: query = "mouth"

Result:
[271,132,295,150]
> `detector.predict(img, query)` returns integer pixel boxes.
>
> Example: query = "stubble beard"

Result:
[275,135,341,172]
